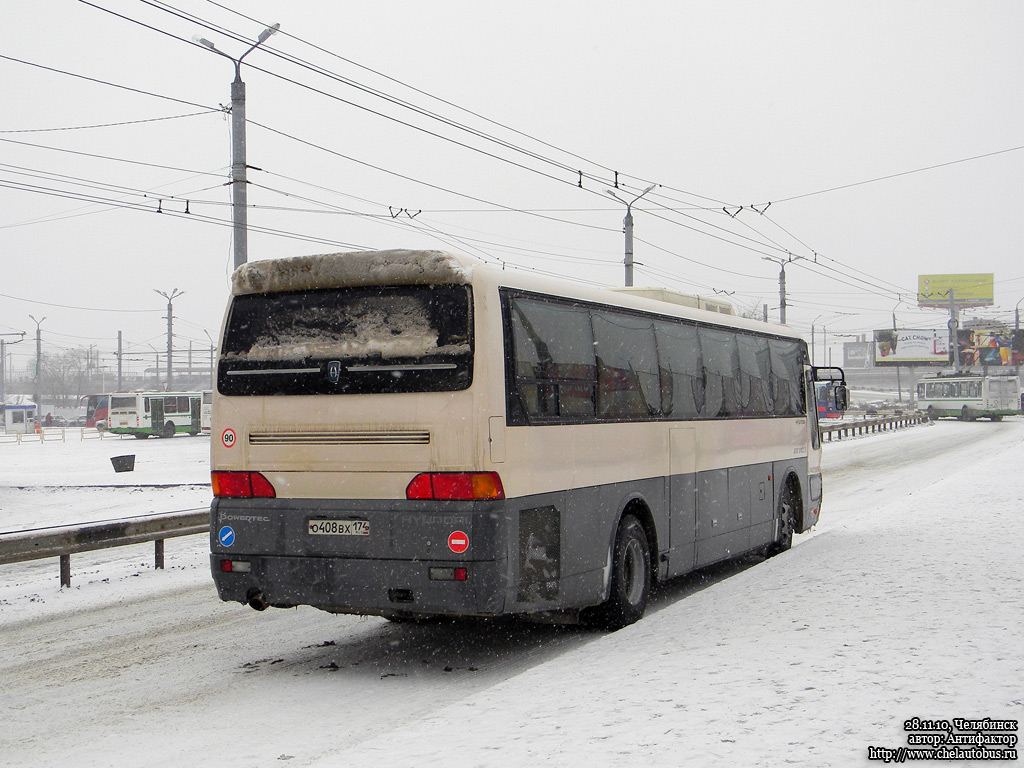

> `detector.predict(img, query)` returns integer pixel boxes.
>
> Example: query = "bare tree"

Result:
[39,349,90,409]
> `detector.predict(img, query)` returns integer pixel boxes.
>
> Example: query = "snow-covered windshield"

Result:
[218,285,473,396]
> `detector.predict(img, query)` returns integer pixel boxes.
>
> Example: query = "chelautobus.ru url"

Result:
[868,745,1019,762]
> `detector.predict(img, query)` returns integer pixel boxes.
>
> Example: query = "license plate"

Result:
[308,519,370,536]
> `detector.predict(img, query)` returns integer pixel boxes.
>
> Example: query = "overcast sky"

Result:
[3,1,1022,377]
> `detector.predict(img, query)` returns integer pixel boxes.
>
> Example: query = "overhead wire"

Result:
[11,1,1018,336]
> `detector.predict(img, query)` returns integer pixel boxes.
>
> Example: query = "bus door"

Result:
[150,397,165,432]
[667,427,697,576]
[190,396,201,433]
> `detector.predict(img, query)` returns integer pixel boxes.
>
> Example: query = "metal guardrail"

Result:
[0,509,210,587]
[820,413,928,442]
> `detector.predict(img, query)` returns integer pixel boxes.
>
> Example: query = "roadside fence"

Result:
[0,509,210,587]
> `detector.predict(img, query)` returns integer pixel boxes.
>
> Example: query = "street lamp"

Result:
[195,22,280,271]
[605,183,657,287]
[761,255,802,325]
[155,289,184,389]
[28,315,46,414]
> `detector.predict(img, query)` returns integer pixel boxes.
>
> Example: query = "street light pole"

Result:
[28,315,46,414]
[762,255,802,324]
[605,183,657,287]
[155,289,184,389]
[195,22,280,271]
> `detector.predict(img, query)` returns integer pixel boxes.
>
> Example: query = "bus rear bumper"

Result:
[211,553,508,618]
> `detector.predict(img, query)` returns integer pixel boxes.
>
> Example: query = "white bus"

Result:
[108,391,204,438]
[917,375,1020,421]
[209,249,847,628]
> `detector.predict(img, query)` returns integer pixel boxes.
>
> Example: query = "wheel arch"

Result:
[615,495,660,586]
[775,468,805,531]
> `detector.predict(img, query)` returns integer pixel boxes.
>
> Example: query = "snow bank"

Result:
[232,250,473,296]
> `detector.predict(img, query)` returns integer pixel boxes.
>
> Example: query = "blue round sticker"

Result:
[218,526,236,547]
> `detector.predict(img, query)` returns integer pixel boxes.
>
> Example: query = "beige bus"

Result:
[209,249,846,628]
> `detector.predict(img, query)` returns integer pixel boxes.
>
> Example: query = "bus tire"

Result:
[960,406,974,422]
[133,433,148,440]
[926,406,936,421]
[767,481,798,556]
[585,514,651,631]
[162,421,176,438]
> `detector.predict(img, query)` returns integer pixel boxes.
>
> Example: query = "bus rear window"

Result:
[218,285,473,396]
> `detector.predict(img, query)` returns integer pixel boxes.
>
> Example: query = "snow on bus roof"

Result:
[231,250,473,295]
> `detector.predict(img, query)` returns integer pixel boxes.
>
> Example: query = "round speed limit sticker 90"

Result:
[221,428,237,448]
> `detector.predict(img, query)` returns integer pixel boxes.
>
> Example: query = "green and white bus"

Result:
[917,374,1020,421]
[108,391,204,438]
[209,250,846,628]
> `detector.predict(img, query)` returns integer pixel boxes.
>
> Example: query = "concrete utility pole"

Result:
[762,255,802,325]
[28,315,45,412]
[948,290,960,374]
[195,23,280,271]
[605,184,657,287]
[155,289,184,389]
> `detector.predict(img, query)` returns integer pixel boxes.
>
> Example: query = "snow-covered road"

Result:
[1,420,1021,767]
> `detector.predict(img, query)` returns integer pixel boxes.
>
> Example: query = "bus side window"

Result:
[655,321,703,419]
[509,296,596,421]
[737,335,772,416]
[768,339,804,417]
[698,328,739,418]
[592,311,659,419]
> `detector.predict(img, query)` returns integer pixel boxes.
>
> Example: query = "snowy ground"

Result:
[0,420,1021,766]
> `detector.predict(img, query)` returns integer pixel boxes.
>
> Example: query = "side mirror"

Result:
[833,384,850,412]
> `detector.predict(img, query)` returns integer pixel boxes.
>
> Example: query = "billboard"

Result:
[843,341,873,369]
[957,329,1024,368]
[873,329,950,366]
[874,328,1024,367]
[917,274,994,308]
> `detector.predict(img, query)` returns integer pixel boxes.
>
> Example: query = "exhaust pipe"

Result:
[246,589,269,611]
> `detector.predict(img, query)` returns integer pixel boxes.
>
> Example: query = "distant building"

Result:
[2,395,37,433]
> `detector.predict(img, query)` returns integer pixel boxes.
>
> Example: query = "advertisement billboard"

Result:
[843,341,873,369]
[873,329,950,366]
[957,329,1024,368]
[874,328,1024,367]
[917,274,994,308]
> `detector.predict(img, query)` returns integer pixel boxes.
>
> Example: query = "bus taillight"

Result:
[212,471,277,498]
[406,472,505,500]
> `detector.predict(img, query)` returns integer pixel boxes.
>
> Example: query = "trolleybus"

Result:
[209,249,847,628]
[916,374,1020,421]
[108,391,204,438]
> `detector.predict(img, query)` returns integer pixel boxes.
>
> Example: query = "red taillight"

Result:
[405,472,505,500]
[211,471,277,498]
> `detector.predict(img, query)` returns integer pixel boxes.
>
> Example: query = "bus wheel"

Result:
[959,406,974,422]
[133,433,148,440]
[585,514,651,631]
[926,406,936,421]
[992,415,1003,422]
[162,421,176,438]
[767,483,798,556]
